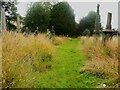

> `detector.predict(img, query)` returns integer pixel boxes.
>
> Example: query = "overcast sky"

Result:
[17,0,119,29]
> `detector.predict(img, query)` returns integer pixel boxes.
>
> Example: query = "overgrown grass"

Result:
[2,31,119,88]
[2,31,55,88]
[52,36,68,46]
[80,36,118,88]
[0,34,2,88]
[30,38,106,88]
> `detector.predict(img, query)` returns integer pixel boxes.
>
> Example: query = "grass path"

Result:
[36,38,103,88]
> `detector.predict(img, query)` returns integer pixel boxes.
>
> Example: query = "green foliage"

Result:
[1,0,18,30]
[8,23,17,30]
[49,2,76,36]
[82,29,90,36]
[24,2,52,32]
[78,11,102,36]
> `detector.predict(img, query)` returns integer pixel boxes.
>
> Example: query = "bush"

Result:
[82,29,90,36]
[24,2,51,32]
[50,2,76,36]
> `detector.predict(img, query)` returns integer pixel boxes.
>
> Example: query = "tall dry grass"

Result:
[2,31,54,88]
[80,36,118,87]
[0,34,2,88]
[52,36,68,46]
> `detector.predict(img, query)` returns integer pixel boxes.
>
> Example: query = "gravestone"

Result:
[1,8,6,31]
[17,14,20,31]
[94,4,101,40]
[0,2,2,32]
[51,26,55,37]
[102,12,115,46]
[46,29,51,39]
[0,9,1,32]
[34,29,38,36]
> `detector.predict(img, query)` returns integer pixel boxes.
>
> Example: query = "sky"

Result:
[17,0,119,29]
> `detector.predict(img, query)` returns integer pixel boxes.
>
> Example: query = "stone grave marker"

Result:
[16,13,20,32]
[102,12,115,46]
[1,8,6,31]
[94,4,101,40]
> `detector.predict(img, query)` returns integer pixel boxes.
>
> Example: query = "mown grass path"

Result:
[37,38,103,88]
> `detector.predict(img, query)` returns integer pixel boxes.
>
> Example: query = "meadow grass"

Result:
[2,31,119,88]
[2,31,55,88]
[52,36,68,46]
[2,34,104,88]
[0,34,2,88]
[31,38,103,88]
[80,36,118,88]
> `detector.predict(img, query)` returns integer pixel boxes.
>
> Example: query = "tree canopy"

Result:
[24,2,52,32]
[49,2,76,36]
[20,1,102,37]
[77,11,102,36]
[1,0,18,30]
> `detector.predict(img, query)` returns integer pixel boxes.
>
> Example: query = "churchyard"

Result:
[0,0,119,88]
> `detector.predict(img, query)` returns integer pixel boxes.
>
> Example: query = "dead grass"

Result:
[0,34,2,88]
[80,36,118,87]
[2,31,54,88]
[52,35,68,46]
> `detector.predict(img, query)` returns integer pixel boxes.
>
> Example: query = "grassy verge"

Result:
[33,38,106,88]
[3,31,117,88]
[79,36,118,88]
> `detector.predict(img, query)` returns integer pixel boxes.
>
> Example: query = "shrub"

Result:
[82,29,90,36]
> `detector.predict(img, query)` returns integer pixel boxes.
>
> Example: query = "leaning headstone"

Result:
[102,12,115,46]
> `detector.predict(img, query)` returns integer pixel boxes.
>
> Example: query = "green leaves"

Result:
[50,2,76,36]
[24,2,52,32]
[78,11,102,36]
[1,0,18,30]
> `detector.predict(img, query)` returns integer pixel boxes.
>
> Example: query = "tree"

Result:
[49,2,76,36]
[78,11,102,36]
[1,0,18,31]
[24,2,52,32]
[77,17,88,36]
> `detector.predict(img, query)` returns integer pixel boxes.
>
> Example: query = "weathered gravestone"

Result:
[46,29,51,39]
[94,4,101,40]
[46,26,55,39]
[51,26,55,37]
[1,8,6,31]
[102,12,115,46]
[16,13,20,32]
[0,10,1,32]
